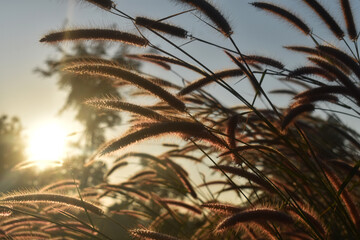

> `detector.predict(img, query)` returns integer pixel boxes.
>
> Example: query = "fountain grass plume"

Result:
[251,2,310,35]
[40,29,149,47]
[302,0,344,38]
[175,0,232,37]
[135,17,188,38]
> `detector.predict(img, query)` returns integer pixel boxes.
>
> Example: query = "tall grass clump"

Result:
[5,0,360,239]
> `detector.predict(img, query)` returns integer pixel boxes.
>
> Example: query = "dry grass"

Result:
[3,0,360,239]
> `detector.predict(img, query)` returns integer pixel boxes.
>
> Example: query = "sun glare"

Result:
[26,122,67,170]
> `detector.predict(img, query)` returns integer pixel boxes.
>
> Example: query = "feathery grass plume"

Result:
[60,56,120,69]
[84,0,114,10]
[316,45,360,81]
[129,170,157,180]
[99,121,224,156]
[159,198,202,215]
[302,0,344,38]
[40,29,148,47]
[285,46,351,74]
[42,222,98,235]
[126,54,171,70]
[340,0,357,40]
[269,89,297,96]
[148,77,181,90]
[287,205,327,238]
[67,65,186,111]
[85,98,170,121]
[225,51,260,93]
[178,69,243,95]
[202,202,244,214]
[1,216,49,228]
[40,179,80,192]
[309,57,360,103]
[281,103,314,131]
[4,225,30,234]
[238,55,285,69]
[9,232,50,239]
[247,223,278,240]
[215,208,293,232]
[211,165,275,193]
[104,161,128,178]
[251,2,310,35]
[294,85,354,100]
[131,54,205,75]
[0,193,104,215]
[284,45,319,55]
[130,229,181,240]
[323,164,360,229]
[0,206,12,217]
[135,17,188,38]
[289,66,336,81]
[295,93,338,105]
[175,0,232,37]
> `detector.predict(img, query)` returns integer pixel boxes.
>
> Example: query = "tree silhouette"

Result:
[0,115,32,191]
[35,43,141,188]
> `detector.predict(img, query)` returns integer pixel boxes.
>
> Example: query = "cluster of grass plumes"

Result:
[7,0,360,239]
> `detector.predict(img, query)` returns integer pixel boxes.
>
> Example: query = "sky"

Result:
[1,0,358,146]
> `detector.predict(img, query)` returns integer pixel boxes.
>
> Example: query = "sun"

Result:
[25,121,68,170]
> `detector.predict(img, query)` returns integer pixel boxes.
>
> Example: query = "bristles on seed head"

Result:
[251,2,310,35]
[40,29,149,47]
[135,17,188,38]
[67,65,186,112]
[294,85,353,100]
[281,103,315,131]
[316,45,360,81]
[85,0,114,10]
[288,66,336,81]
[340,0,357,40]
[175,0,232,37]
[1,193,104,215]
[178,68,243,96]
[295,94,338,105]
[130,229,181,240]
[215,208,293,232]
[99,121,224,156]
[202,202,244,214]
[239,54,285,69]
[287,205,327,237]
[302,0,344,39]
[85,97,170,121]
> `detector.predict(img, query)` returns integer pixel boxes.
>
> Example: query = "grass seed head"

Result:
[135,17,188,38]
[251,2,310,35]
[40,29,149,47]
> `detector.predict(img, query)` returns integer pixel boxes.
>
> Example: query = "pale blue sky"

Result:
[0,0,356,136]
